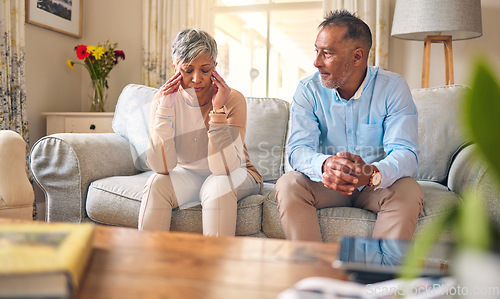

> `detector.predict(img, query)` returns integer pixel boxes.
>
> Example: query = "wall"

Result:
[25,0,500,148]
[25,0,143,213]
[25,0,143,150]
[388,0,500,90]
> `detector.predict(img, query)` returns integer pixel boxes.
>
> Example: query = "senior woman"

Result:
[138,29,262,236]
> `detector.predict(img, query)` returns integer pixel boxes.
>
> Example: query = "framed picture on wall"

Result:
[25,0,83,38]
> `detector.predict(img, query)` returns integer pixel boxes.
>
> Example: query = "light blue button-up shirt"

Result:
[287,66,419,189]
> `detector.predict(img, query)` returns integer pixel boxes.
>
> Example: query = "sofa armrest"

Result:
[30,133,140,223]
[448,144,500,229]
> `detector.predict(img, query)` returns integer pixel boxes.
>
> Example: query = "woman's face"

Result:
[175,51,216,99]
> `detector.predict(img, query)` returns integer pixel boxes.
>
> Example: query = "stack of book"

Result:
[0,222,95,298]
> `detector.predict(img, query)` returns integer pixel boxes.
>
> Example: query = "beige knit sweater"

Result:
[146,87,262,186]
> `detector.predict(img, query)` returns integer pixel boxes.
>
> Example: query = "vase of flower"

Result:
[67,40,125,112]
[90,77,107,112]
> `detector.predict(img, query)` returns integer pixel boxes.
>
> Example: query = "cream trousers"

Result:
[275,171,424,241]
[138,167,261,236]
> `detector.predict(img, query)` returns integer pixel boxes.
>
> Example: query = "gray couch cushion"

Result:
[412,85,469,184]
[262,181,461,243]
[418,181,460,217]
[112,84,157,171]
[86,171,264,236]
[86,171,150,227]
[245,98,290,182]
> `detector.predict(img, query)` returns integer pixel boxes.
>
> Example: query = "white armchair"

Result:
[0,130,34,220]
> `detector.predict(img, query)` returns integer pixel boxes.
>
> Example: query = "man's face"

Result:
[314,25,354,90]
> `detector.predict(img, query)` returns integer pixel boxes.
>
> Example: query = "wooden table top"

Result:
[79,225,347,299]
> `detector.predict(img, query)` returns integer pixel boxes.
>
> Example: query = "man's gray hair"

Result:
[172,28,218,64]
[319,10,372,51]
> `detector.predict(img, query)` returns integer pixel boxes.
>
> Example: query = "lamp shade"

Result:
[391,0,482,41]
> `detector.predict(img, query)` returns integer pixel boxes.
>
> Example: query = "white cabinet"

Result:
[43,112,114,135]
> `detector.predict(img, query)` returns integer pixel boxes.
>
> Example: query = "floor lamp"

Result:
[391,0,482,88]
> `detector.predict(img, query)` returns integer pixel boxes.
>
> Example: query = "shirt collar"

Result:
[351,66,370,100]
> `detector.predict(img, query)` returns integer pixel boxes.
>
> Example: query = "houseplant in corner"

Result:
[400,58,500,296]
[67,41,125,112]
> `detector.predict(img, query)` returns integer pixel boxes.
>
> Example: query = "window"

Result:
[214,0,323,100]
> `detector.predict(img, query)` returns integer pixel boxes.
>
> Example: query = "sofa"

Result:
[30,84,500,242]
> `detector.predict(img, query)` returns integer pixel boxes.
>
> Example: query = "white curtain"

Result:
[142,0,214,88]
[0,0,33,218]
[323,0,390,69]
[0,0,29,137]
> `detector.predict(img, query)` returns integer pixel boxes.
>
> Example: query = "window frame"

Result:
[213,0,323,97]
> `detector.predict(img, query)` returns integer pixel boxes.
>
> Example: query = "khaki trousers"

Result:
[274,171,424,241]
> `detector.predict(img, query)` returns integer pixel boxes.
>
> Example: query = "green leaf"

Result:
[464,59,500,186]
[399,190,492,280]
[399,206,458,279]
[457,188,491,251]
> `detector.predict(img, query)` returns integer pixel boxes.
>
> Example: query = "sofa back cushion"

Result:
[113,85,291,180]
[112,84,157,171]
[245,98,290,182]
[412,84,469,184]
[113,83,466,185]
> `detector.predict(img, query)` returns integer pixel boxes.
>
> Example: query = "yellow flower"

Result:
[67,59,74,69]
[87,46,106,60]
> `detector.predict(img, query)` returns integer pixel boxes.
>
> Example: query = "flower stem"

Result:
[91,77,107,112]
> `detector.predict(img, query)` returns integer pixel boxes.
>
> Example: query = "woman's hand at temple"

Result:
[211,70,230,110]
[159,71,182,108]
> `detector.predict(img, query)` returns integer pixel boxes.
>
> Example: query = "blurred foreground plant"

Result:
[400,58,500,279]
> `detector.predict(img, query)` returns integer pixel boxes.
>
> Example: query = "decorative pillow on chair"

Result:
[412,84,469,184]
[112,84,157,171]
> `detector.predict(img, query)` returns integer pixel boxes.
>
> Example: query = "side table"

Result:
[42,112,114,135]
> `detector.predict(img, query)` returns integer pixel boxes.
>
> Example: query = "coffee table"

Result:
[79,225,347,298]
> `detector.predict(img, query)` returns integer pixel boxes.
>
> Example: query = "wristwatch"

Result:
[367,166,382,187]
[211,106,225,115]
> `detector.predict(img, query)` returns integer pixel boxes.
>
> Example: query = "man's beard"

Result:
[320,61,352,90]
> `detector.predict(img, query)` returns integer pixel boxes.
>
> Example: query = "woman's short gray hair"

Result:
[172,29,218,64]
